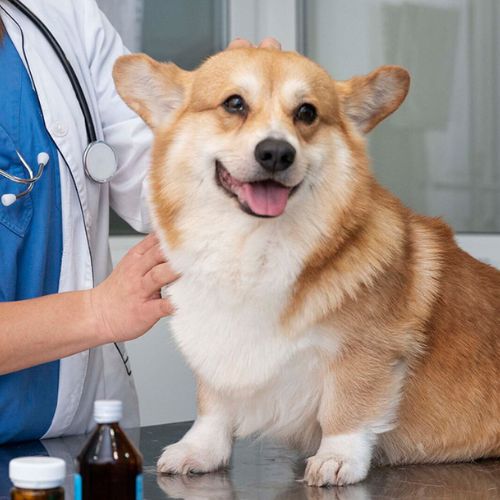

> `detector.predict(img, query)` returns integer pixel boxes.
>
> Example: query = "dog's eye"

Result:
[295,103,317,124]
[223,95,247,115]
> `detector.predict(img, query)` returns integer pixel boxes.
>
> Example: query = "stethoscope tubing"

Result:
[0,151,50,205]
[5,0,97,144]
[0,151,38,184]
[0,0,118,194]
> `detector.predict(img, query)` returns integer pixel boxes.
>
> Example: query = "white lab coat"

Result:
[0,0,153,436]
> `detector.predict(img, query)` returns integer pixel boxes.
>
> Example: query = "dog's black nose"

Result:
[254,139,296,172]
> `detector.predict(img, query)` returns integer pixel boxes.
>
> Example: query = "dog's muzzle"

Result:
[215,161,300,218]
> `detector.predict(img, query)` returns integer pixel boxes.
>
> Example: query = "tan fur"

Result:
[114,47,500,474]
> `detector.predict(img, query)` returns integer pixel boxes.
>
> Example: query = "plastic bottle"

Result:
[10,456,66,500]
[74,400,143,500]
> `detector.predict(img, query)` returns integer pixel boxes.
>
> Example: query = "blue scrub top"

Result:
[0,33,63,443]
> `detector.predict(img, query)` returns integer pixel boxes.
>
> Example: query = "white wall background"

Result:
[96,0,144,52]
[305,0,500,233]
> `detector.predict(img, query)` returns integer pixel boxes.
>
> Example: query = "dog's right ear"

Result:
[113,54,190,129]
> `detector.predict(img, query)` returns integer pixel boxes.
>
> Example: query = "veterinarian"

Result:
[0,0,280,444]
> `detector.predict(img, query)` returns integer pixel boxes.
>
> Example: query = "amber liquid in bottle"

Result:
[75,421,143,500]
[11,487,64,500]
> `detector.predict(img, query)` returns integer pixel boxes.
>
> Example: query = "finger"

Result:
[145,298,175,320]
[130,233,159,256]
[137,243,167,276]
[258,37,281,50]
[227,38,253,50]
[142,262,179,297]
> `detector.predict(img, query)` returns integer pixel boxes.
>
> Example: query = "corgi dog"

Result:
[113,47,500,486]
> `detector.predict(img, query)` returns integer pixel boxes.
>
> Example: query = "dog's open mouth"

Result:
[215,161,298,217]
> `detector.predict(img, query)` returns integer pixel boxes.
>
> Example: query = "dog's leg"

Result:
[304,354,406,486]
[157,381,233,474]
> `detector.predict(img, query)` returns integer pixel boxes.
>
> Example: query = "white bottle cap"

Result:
[9,457,66,489]
[94,399,123,423]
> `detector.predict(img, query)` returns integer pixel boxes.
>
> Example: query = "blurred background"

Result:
[96,0,500,426]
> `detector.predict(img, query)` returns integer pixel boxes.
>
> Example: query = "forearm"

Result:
[0,290,107,375]
[0,233,176,375]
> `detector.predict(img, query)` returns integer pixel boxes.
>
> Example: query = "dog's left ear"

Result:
[336,65,410,134]
[113,54,191,129]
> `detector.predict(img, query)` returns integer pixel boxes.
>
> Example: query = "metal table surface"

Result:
[0,421,499,499]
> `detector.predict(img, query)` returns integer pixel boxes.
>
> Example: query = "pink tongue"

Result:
[239,181,290,217]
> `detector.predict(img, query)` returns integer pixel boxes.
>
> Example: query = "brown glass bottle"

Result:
[75,401,143,500]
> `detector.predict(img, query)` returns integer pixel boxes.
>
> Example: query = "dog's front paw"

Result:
[157,441,229,475]
[304,453,369,486]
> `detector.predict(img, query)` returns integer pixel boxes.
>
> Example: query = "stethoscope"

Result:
[0,0,118,207]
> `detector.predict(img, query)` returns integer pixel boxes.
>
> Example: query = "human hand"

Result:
[90,233,178,343]
[226,37,282,50]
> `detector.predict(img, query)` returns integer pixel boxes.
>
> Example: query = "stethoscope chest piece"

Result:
[4,0,118,186]
[83,141,117,183]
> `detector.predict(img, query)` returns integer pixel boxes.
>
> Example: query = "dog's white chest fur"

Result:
[169,274,328,446]
[163,220,304,387]
[168,275,303,390]
[159,218,340,445]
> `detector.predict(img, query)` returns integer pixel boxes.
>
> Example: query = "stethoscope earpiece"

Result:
[37,152,50,167]
[1,193,17,207]
[0,151,50,205]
